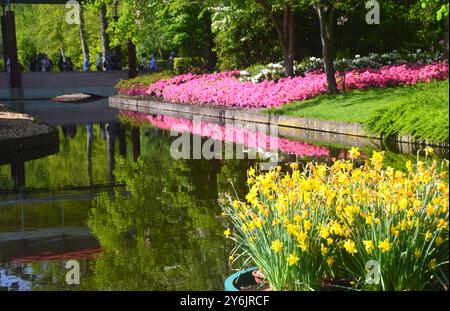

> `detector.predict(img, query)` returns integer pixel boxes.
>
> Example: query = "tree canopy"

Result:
[0,0,446,72]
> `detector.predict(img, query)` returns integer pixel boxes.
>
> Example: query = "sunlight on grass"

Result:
[265,83,429,123]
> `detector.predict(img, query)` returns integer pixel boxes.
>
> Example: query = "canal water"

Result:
[0,99,448,291]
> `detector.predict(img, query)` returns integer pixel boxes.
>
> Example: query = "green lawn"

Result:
[265,82,439,123]
[265,81,449,143]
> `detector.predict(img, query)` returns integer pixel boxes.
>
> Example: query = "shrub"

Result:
[221,149,449,291]
[116,71,173,96]
[239,49,446,83]
[173,57,209,75]
[365,81,449,144]
[157,60,169,71]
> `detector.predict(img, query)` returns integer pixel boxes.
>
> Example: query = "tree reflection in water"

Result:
[88,128,253,290]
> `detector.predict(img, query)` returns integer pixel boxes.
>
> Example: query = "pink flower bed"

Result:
[120,110,330,158]
[118,62,448,109]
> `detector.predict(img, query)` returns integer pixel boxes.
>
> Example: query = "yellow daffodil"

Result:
[425,147,435,157]
[363,240,375,254]
[344,239,358,255]
[428,259,437,270]
[349,147,361,160]
[224,228,231,238]
[290,163,299,170]
[271,240,284,253]
[425,230,432,241]
[378,239,392,253]
[287,253,299,266]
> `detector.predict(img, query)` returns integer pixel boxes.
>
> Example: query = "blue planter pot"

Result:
[224,267,258,291]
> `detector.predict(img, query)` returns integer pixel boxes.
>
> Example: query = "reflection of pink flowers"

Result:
[120,110,330,158]
[118,62,448,109]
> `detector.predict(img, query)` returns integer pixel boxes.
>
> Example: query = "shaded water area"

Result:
[0,99,448,291]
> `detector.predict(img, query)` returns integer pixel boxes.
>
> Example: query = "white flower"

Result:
[355,54,361,58]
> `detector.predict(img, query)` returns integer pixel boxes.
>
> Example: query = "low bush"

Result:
[365,81,449,144]
[240,49,445,83]
[116,71,173,96]
[173,57,206,75]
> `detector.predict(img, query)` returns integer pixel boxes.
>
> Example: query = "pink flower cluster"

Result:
[120,110,330,158]
[118,62,448,109]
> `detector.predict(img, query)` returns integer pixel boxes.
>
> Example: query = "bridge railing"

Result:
[20,71,129,88]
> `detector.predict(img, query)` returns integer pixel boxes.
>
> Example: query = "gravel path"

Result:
[0,105,54,141]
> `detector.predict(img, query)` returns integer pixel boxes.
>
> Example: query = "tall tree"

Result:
[420,0,449,59]
[312,0,338,94]
[256,0,296,76]
[79,4,90,64]
[99,3,110,63]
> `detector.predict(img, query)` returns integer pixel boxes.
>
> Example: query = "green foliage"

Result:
[420,0,449,20]
[116,71,173,90]
[211,1,281,70]
[13,4,103,70]
[365,81,449,144]
[173,57,206,74]
[157,59,169,70]
[265,85,414,123]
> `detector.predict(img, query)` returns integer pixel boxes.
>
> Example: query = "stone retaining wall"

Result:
[109,95,449,152]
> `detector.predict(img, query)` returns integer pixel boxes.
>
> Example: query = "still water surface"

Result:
[0,99,447,290]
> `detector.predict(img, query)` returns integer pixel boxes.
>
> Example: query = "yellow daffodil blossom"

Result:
[290,163,299,171]
[425,147,435,157]
[425,230,432,241]
[428,259,437,270]
[271,240,284,253]
[287,253,300,266]
[363,240,375,254]
[344,239,358,255]
[224,228,231,238]
[349,147,361,160]
[378,239,392,253]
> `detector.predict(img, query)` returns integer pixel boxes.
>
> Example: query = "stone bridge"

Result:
[0,70,129,99]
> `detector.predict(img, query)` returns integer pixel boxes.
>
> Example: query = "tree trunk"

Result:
[257,0,295,77]
[316,4,338,94]
[99,3,110,66]
[444,15,449,60]
[79,4,90,64]
[283,4,295,77]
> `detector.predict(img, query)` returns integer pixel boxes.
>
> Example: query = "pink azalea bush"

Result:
[120,110,330,158]
[117,62,448,109]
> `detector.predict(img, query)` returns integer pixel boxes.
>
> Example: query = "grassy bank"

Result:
[266,81,449,143]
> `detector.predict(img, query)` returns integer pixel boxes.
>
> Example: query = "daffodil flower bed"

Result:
[221,149,449,291]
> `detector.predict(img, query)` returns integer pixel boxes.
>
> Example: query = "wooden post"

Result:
[1,14,8,69]
[118,126,127,157]
[132,127,141,162]
[4,10,21,88]
[11,160,25,188]
[128,40,137,79]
